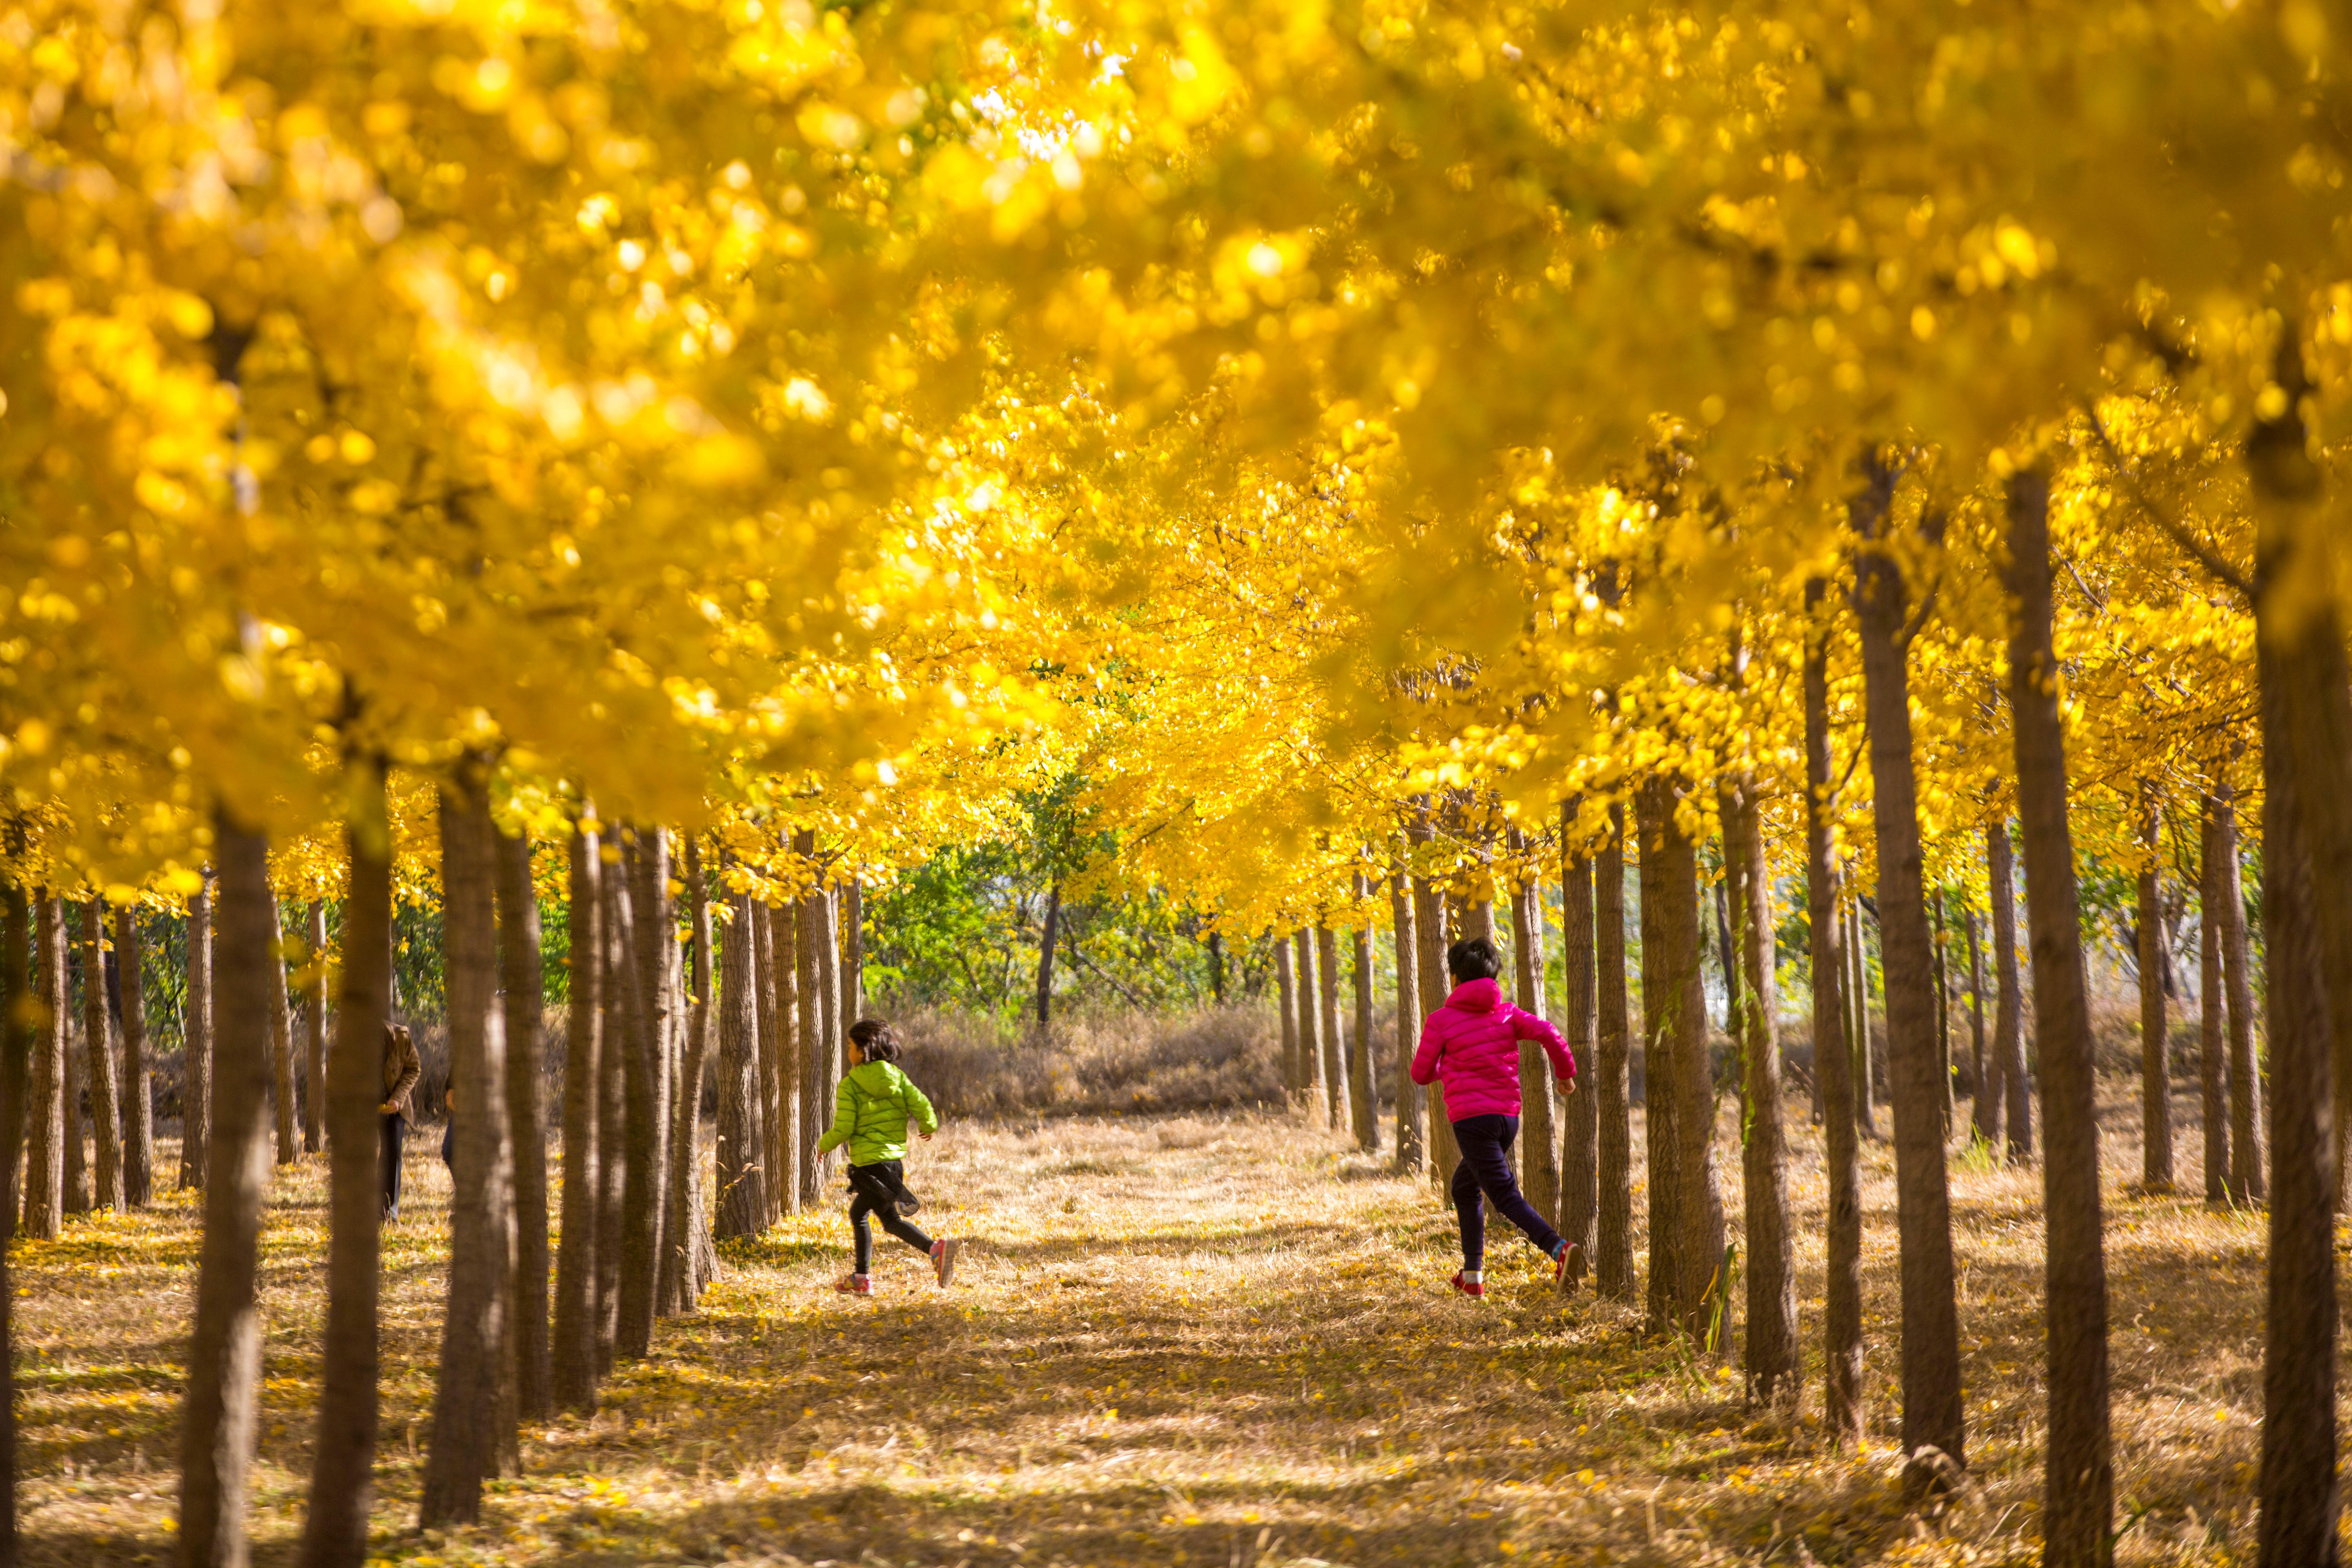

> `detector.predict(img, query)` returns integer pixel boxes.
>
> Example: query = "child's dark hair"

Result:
[849,1018,901,1064]
[1446,936,1503,984]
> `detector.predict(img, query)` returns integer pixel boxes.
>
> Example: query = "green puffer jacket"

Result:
[818,1059,940,1166]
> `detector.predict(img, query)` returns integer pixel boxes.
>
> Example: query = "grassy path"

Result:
[10,1100,2286,1566]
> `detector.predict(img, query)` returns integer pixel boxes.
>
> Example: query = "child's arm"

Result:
[1408,1013,1446,1086]
[904,1078,940,1139]
[816,1076,857,1155]
[1515,1008,1577,1084]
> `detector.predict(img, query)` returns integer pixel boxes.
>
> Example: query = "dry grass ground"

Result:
[8,1081,2299,1567]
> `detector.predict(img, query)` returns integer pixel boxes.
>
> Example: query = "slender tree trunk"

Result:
[1390,872,1424,1172]
[2006,466,2114,1556]
[1640,777,1726,1345]
[1640,782,1688,1338]
[1295,930,1324,1114]
[553,818,602,1414]
[750,900,779,1223]
[1274,939,1300,1102]
[1848,902,1878,1140]
[119,909,153,1208]
[494,825,551,1422]
[181,877,212,1191]
[2138,792,2173,1192]
[2214,784,2263,1203]
[300,756,393,1568]
[841,878,863,1023]
[1715,875,1740,1051]
[302,900,328,1156]
[267,891,296,1167]
[1727,776,1795,1407]
[1968,906,1998,1149]
[62,935,86,1218]
[82,897,121,1211]
[1348,884,1378,1153]
[719,886,763,1241]
[1990,822,2031,1162]
[1509,865,1558,1224]
[1852,451,1966,1474]
[1805,582,1864,1443]
[2200,799,2231,1206]
[1413,866,1456,1185]
[1594,807,1634,1301]
[636,833,681,1321]
[0,883,23,1555]
[1316,925,1347,1132]
[770,898,802,1216]
[664,837,713,1311]
[795,838,824,1207]
[1208,931,1227,1004]
[177,815,276,1568]
[811,881,840,1185]
[1559,817,1598,1273]
[1931,891,1953,1134]
[1036,882,1061,1027]
[23,899,61,1240]
[592,849,629,1376]
[617,830,666,1359]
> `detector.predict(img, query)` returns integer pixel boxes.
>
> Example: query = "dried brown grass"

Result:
[3,1068,2294,1567]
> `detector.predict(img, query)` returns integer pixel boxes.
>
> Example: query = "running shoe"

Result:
[932,1238,961,1287]
[833,1272,871,1296]
[1450,1271,1486,1299]
[1556,1242,1585,1296]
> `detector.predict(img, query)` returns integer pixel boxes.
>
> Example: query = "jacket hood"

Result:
[1447,977,1507,1013]
[848,1059,905,1091]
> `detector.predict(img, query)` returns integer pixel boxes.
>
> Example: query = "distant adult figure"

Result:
[1411,936,1580,1298]
[381,1022,421,1221]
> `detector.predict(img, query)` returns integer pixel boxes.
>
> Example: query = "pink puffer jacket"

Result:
[1410,977,1576,1121]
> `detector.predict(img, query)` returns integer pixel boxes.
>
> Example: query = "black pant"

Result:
[1450,1114,1563,1271]
[848,1160,933,1273]
[381,1112,406,1220]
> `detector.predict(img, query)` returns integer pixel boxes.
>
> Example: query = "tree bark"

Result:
[23,898,61,1240]
[268,890,296,1167]
[1559,817,1598,1274]
[1348,882,1378,1153]
[1727,775,1796,1408]
[719,886,764,1240]
[795,837,824,1207]
[1805,581,1864,1444]
[494,825,551,1422]
[1389,872,1424,1172]
[2199,797,2230,1206]
[592,846,628,1376]
[811,881,840,1185]
[1968,904,1999,1150]
[553,817,602,1414]
[769,898,802,1216]
[180,877,212,1191]
[62,930,86,1218]
[2138,791,2173,1191]
[1990,821,2032,1162]
[664,836,713,1312]
[119,908,153,1209]
[2214,784,2263,1203]
[82,897,121,1211]
[419,777,517,1526]
[1295,930,1324,1114]
[617,829,667,1358]
[841,878,863,1024]
[1853,450,1966,1474]
[1848,902,1878,1141]
[0,883,23,1553]
[302,900,328,1156]
[1593,807,1634,1301]
[2006,466,2113,1556]
[1638,779,1714,1342]
[1931,890,1953,1134]
[177,815,276,1568]
[1316,925,1347,1133]
[300,756,393,1568]
[749,899,779,1223]
[1412,857,1456,1186]
[1509,864,1558,1224]
[1274,938,1300,1103]
[1036,882,1061,1027]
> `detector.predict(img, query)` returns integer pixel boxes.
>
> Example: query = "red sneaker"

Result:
[1450,1271,1485,1298]
[1555,1243,1585,1296]
[833,1272,871,1296]
[931,1238,961,1287]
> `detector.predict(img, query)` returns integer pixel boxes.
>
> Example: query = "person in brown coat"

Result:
[380,1022,421,1220]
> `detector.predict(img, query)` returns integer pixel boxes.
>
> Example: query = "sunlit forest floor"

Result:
[11,1080,2292,1567]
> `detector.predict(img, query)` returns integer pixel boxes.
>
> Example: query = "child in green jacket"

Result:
[821,1020,960,1296]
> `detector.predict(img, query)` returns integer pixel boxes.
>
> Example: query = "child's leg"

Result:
[1450,1148,1487,1272]
[847,1190,878,1274]
[876,1207,935,1258]
[1456,1115,1565,1258]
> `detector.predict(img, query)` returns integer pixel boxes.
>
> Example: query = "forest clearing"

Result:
[10,1093,2276,1568]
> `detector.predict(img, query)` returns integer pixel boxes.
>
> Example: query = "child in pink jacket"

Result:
[1411,935,1580,1298]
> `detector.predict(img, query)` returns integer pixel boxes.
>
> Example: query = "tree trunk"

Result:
[795,837,824,1208]
[617,829,667,1359]
[1931,891,1953,1134]
[811,881,840,1185]
[1593,807,1634,1301]
[1990,821,2032,1162]
[768,898,801,1217]
[1208,931,1227,1005]
[181,877,212,1192]
[1848,902,1878,1140]
[1316,925,1347,1132]
[1727,775,1796,1408]
[1413,870,1456,1185]
[1295,930,1324,1114]
[494,826,551,1422]
[1348,883,1378,1154]
[82,897,121,1210]
[749,900,779,1223]
[302,900,328,1156]
[62,940,86,1218]
[2138,792,2173,1192]
[2005,466,2114,1556]
[1640,781,1685,1336]
[1804,581,1864,1444]
[22,898,61,1240]
[0,883,29,1554]
[1509,863,1558,1224]
[300,757,393,1568]
[1389,872,1424,1172]
[119,909,153,1209]
[1036,882,1061,1027]
[1274,938,1300,1102]
[1559,816,1598,1274]
[1715,874,1740,1051]
[719,886,764,1241]
[841,878,863,1024]
[1639,777,1726,1346]
[664,837,713,1311]
[592,848,628,1376]
[553,817,602,1414]
[2214,784,2263,1203]
[2199,797,2231,1206]
[177,815,276,1568]
[1968,905,1999,1150]
[639,833,684,1321]
[268,891,296,1167]
[1852,450,1966,1474]
[419,778,517,1526]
